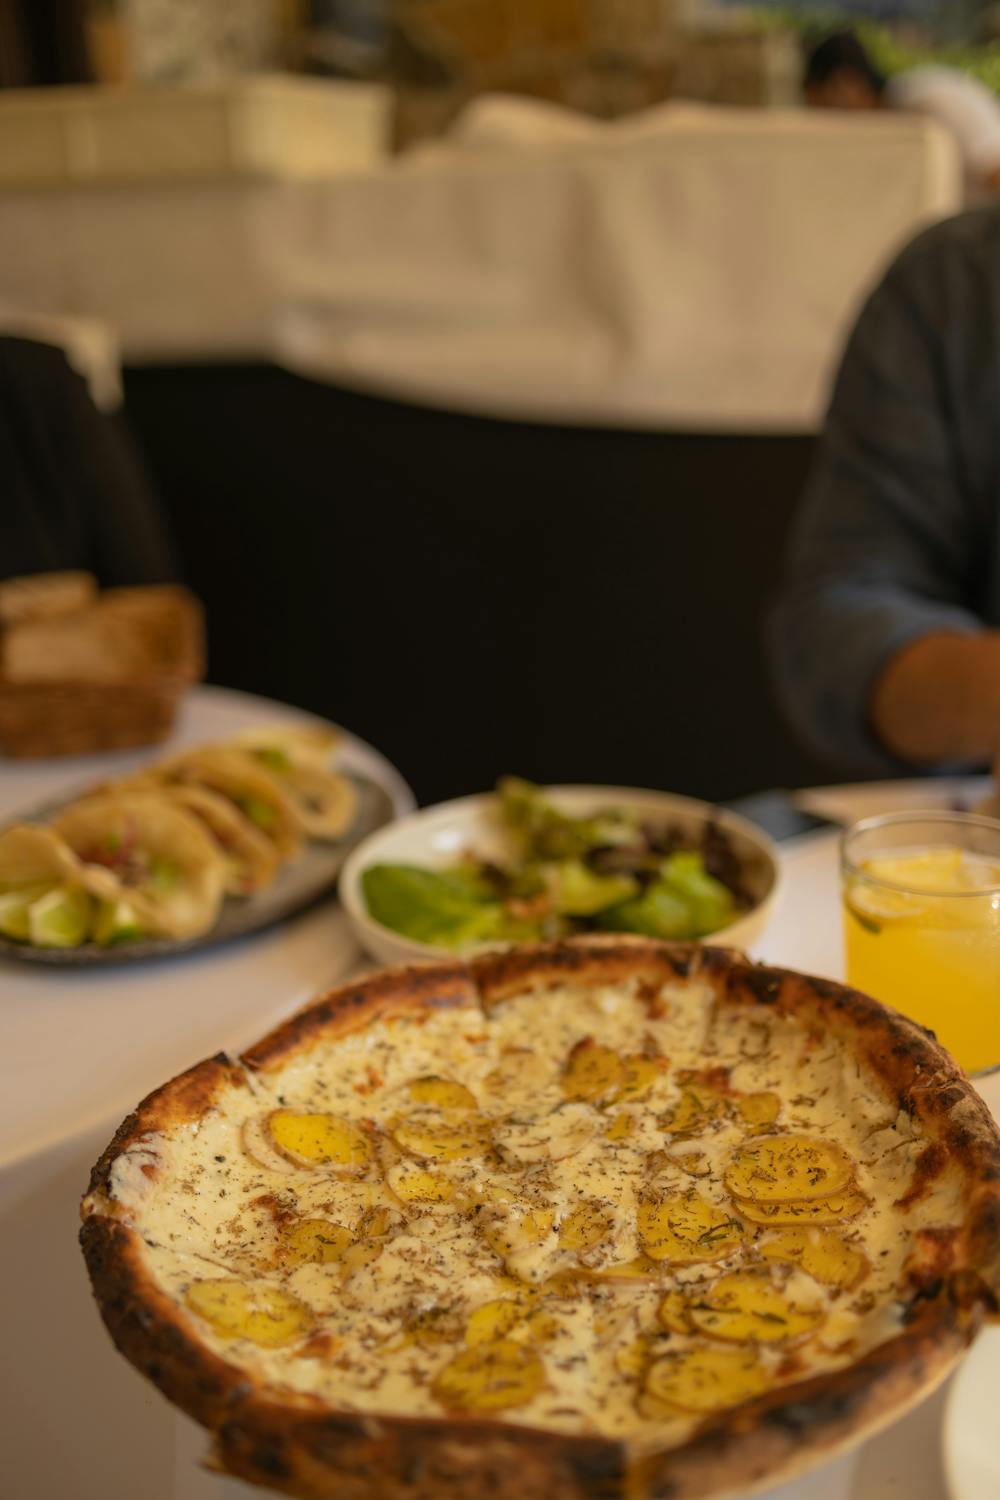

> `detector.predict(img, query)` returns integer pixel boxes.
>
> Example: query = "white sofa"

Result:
[0,90,962,431]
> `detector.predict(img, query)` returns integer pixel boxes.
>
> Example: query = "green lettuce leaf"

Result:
[362,863,507,948]
[658,852,735,936]
[598,852,735,940]
[597,881,695,940]
[498,777,639,860]
[545,859,639,916]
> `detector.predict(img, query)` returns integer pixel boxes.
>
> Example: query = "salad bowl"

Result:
[339,784,781,966]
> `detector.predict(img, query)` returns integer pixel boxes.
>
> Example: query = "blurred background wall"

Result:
[0,0,993,802]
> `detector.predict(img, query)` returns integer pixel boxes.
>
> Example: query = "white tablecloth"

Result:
[1,757,995,1500]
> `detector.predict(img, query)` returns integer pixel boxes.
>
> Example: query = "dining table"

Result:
[1,702,996,1500]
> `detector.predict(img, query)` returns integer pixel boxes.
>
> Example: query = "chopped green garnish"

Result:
[147,856,180,894]
[254,747,291,774]
[238,795,276,831]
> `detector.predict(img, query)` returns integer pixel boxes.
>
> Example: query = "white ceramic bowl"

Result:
[339,785,781,967]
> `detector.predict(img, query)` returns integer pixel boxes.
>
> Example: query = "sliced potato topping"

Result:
[756,1226,869,1290]
[735,1092,781,1130]
[521,1307,560,1344]
[686,1269,825,1343]
[493,1102,596,1164]
[724,1137,856,1204]
[340,1239,384,1275]
[671,1151,711,1178]
[614,1055,664,1103]
[637,1193,744,1265]
[733,1191,868,1227]
[645,1345,771,1413]
[393,1112,492,1161]
[606,1112,635,1142]
[657,1289,693,1335]
[185,1279,312,1347]
[277,1219,353,1266]
[317,1206,397,1276]
[386,1163,455,1203]
[267,1110,372,1173]
[466,1299,523,1346]
[457,1179,517,1209]
[616,1337,653,1377]
[241,1115,297,1174]
[483,1048,551,1099]
[402,1306,464,1347]
[561,1039,625,1103]
[359,1204,402,1237]
[481,1204,556,1260]
[587,1255,662,1283]
[660,1085,725,1137]
[432,1340,546,1411]
[558,1200,615,1253]
[407,1075,477,1111]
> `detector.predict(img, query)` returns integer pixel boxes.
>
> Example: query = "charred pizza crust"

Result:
[81,938,1000,1500]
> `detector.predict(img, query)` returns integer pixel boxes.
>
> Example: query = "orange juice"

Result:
[843,845,1000,1074]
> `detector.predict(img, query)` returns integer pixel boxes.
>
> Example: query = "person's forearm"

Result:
[869,631,1000,765]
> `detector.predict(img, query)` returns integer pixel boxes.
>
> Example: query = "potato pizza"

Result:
[81,938,1000,1500]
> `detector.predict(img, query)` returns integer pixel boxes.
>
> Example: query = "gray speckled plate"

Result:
[0,775,394,967]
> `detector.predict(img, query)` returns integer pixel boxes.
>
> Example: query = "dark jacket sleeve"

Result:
[0,336,180,587]
[768,216,998,775]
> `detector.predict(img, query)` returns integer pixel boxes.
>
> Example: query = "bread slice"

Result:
[0,571,96,627]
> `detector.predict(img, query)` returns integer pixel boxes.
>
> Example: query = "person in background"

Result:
[804,30,1000,197]
[769,207,1000,783]
[1,335,179,586]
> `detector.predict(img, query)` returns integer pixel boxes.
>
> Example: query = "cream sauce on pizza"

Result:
[106,976,964,1447]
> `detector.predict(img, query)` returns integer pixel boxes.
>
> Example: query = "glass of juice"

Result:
[841,811,1000,1075]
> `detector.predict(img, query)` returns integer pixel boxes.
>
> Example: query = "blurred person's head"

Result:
[804,31,887,110]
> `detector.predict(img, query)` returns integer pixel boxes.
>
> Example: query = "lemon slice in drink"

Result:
[863,848,1000,892]
[864,849,964,892]
[848,848,1000,935]
[843,878,923,935]
[844,849,958,932]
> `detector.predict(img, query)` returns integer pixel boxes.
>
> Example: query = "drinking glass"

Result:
[841,811,1000,1076]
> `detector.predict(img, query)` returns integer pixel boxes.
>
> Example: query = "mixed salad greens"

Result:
[362,778,754,950]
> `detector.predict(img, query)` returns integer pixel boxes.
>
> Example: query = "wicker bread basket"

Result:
[0,583,204,759]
